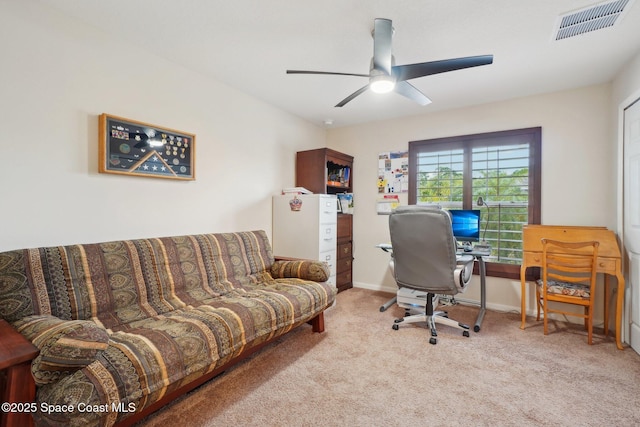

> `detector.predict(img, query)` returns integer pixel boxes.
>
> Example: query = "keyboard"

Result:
[457,244,491,255]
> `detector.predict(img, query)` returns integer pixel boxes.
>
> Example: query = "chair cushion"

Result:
[536,279,590,298]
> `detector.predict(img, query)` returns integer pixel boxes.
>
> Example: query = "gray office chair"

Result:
[389,206,475,344]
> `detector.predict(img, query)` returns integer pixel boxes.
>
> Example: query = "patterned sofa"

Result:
[0,231,336,427]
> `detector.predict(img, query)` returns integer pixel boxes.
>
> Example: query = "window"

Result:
[408,128,541,279]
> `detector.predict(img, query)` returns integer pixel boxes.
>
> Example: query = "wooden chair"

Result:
[535,239,600,344]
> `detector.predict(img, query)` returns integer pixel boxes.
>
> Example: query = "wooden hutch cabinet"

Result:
[296,148,354,293]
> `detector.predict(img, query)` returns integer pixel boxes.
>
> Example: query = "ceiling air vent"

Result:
[553,0,635,40]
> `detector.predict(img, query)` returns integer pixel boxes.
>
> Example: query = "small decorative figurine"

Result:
[289,196,303,211]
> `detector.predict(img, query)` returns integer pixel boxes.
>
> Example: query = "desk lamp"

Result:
[476,196,491,247]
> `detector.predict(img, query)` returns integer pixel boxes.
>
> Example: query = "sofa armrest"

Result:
[13,315,109,385]
[271,259,330,282]
[0,319,39,427]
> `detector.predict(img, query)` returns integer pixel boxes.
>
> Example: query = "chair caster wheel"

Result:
[463,330,470,338]
[429,337,437,345]
[392,324,399,330]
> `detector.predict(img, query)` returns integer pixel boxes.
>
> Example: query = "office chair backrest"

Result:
[389,206,459,293]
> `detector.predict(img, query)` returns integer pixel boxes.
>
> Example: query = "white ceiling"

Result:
[40,0,640,128]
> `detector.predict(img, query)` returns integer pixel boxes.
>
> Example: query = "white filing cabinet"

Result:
[272,194,337,286]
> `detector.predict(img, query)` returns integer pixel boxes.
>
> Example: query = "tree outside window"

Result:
[409,128,541,279]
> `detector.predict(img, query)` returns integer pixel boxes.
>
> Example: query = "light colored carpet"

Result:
[138,288,640,427]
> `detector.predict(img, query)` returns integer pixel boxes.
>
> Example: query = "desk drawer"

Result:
[523,252,542,266]
[337,214,352,239]
[524,251,616,274]
[596,258,616,273]
[336,256,352,274]
[337,242,352,259]
[336,269,352,287]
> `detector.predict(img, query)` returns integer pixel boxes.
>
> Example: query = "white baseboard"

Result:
[353,282,616,332]
[353,281,522,314]
[353,281,395,294]
[631,322,640,353]
[351,281,601,323]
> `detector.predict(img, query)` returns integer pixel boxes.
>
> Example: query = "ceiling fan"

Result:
[287,18,493,107]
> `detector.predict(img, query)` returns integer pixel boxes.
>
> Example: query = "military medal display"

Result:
[99,114,195,180]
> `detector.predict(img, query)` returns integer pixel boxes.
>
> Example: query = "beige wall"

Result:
[3,2,639,325]
[612,50,640,109]
[327,84,615,317]
[0,2,325,251]
[613,50,640,237]
[612,50,640,341]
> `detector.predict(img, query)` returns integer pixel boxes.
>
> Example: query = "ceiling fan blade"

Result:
[393,55,494,82]
[335,85,370,107]
[286,70,369,78]
[373,18,393,75]
[394,81,432,106]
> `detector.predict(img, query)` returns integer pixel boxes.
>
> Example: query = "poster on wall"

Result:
[378,151,408,193]
[99,114,196,180]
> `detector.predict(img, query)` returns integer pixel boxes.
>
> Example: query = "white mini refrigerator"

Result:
[272,194,337,287]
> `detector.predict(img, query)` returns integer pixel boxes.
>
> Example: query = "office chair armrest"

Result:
[456,254,475,266]
[454,254,475,291]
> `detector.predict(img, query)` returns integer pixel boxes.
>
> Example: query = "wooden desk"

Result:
[519,225,625,350]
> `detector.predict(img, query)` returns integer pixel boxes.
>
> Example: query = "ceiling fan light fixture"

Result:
[370,74,396,94]
[286,18,493,107]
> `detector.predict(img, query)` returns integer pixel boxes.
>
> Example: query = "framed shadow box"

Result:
[99,114,196,180]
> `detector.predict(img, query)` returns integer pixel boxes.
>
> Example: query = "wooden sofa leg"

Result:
[1,362,36,427]
[308,312,325,333]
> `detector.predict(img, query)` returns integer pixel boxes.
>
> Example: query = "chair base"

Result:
[392,293,470,344]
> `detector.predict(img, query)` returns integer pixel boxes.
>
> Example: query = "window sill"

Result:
[473,262,539,281]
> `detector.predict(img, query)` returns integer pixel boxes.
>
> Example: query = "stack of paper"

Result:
[281,187,312,195]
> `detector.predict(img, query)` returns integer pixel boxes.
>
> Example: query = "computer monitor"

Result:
[448,209,481,242]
